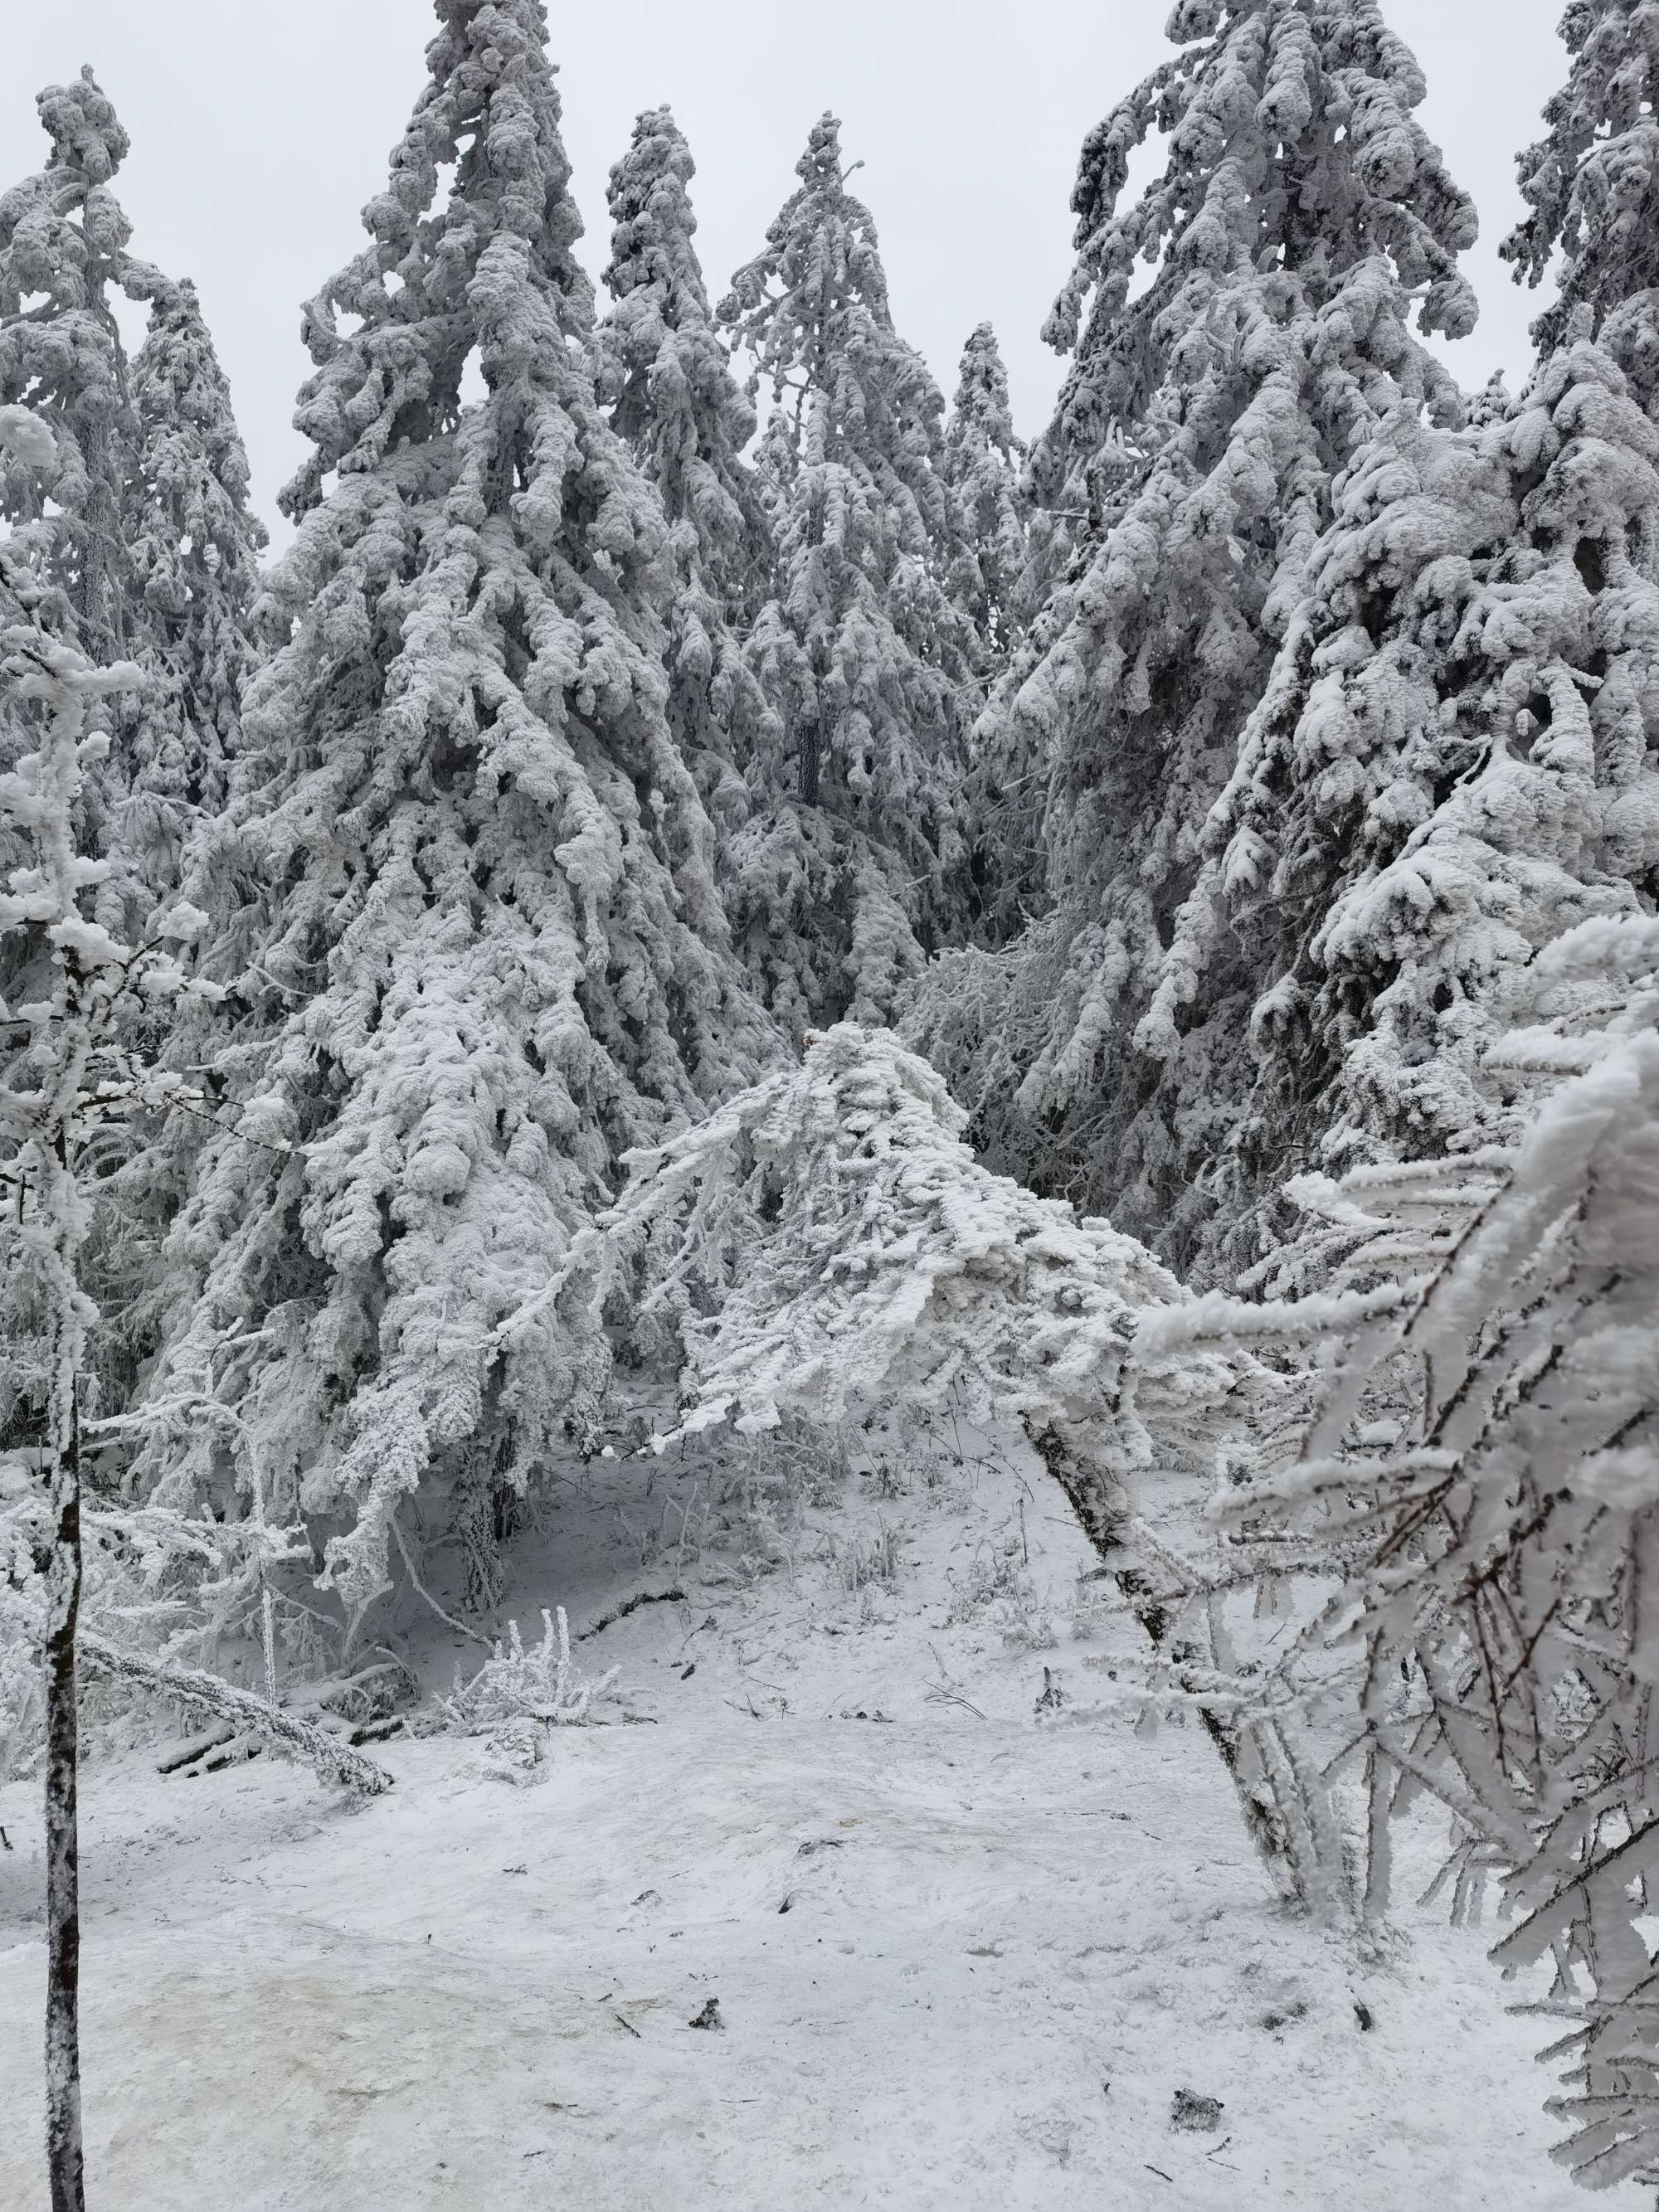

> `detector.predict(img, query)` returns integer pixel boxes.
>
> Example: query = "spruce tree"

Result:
[0,74,264,936]
[913,0,1481,1269]
[124,277,270,829]
[941,324,1040,941]
[941,323,1029,675]
[1502,0,1659,398]
[1174,342,1659,1277]
[0,70,140,664]
[139,0,776,1620]
[596,106,770,839]
[718,114,975,1031]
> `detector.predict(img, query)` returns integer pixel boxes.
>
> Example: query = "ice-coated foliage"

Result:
[718,116,976,1032]
[942,325,1039,939]
[596,107,771,832]
[124,278,269,828]
[0,70,144,659]
[1153,333,1659,1277]
[1194,918,1659,2190]
[137,0,778,1620]
[0,75,264,946]
[941,323,1029,676]
[542,1021,1193,1446]
[1503,0,1659,397]
[913,0,1481,1266]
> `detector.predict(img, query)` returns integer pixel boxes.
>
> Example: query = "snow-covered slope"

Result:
[0,1422,1581,2209]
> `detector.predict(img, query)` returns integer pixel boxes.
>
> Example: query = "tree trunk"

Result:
[1021,1413,1331,1909]
[44,1391,85,2212]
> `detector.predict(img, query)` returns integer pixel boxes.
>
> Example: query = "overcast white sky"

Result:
[6,1,1568,542]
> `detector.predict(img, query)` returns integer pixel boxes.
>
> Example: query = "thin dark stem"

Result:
[44,1360,85,2212]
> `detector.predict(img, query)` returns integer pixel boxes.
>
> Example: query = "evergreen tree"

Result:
[718,114,975,1031]
[1502,0,1659,400]
[941,323,1028,673]
[942,325,1040,941]
[124,277,270,829]
[0,74,264,936]
[0,70,141,664]
[1172,338,1659,1278]
[912,0,1480,1269]
[138,0,776,1620]
[596,106,770,843]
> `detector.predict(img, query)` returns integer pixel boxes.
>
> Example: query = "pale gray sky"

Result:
[6,1,1568,542]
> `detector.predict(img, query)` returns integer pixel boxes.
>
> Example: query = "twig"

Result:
[392,1510,492,1648]
[577,1587,687,1641]
[613,2011,641,2039]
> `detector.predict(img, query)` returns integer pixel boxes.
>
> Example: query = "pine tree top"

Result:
[1041,0,1479,482]
[602,105,715,333]
[946,323,1022,464]
[722,113,907,402]
[0,68,159,652]
[280,0,593,520]
[1502,0,1659,366]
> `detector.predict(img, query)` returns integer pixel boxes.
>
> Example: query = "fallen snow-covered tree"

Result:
[513,1021,1346,1908]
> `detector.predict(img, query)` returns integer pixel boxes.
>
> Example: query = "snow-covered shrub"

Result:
[829,1520,903,1598]
[437,1607,618,1735]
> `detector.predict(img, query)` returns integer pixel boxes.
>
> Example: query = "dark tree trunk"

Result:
[45,1391,85,2212]
[799,718,820,808]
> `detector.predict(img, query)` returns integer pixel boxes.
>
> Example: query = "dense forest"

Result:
[2,2,1659,2205]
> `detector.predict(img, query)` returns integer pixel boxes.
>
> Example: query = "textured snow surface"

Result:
[0,1434,1580,2209]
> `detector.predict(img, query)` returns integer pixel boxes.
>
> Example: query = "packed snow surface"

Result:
[0,1427,1579,2208]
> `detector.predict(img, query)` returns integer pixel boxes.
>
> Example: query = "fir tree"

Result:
[0,75,264,937]
[596,105,770,839]
[0,70,142,663]
[1502,0,1659,399]
[1171,337,1659,1278]
[912,0,1481,1269]
[942,324,1040,941]
[138,0,776,1621]
[124,277,270,829]
[718,114,975,1031]
[941,323,1028,674]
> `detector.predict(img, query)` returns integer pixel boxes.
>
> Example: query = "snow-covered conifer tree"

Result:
[1502,0,1659,401]
[0,70,142,664]
[1170,336,1659,1277]
[941,325,1039,939]
[941,323,1028,676]
[0,73,264,938]
[124,277,269,829]
[138,0,777,1622]
[718,115,975,1030]
[0,610,216,2212]
[912,1,1481,1267]
[596,107,770,839]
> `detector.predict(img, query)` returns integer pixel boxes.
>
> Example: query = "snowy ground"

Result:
[0,1421,1601,2209]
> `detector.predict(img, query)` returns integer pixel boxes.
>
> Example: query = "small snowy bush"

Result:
[437,1607,619,1735]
